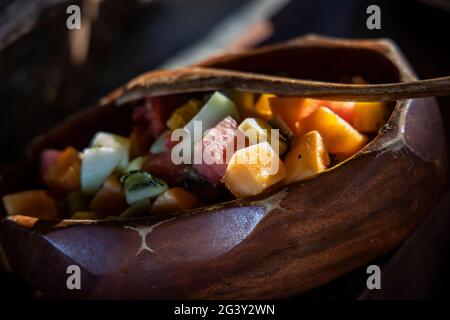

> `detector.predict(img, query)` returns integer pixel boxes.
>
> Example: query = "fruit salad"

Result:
[2,90,389,220]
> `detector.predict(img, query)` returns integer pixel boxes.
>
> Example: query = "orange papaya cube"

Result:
[270,97,357,135]
[295,99,354,121]
[284,130,330,184]
[353,102,388,133]
[42,146,81,193]
[269,97,333,133]
[151,187,201,215]
[2,190,59,220]
[89,175,128,216]
[300,107,367,155]
[269,97,305,134]
[223,142,286,198]
[325,101,356,124]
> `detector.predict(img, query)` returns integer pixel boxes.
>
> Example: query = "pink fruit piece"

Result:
[193,116,239,185]
[132,96,189,153]
[141,151,185,185]
[144,97,175,138]
[40,149,62,179]
[164,131,179,150]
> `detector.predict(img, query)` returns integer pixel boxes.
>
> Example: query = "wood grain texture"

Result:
[0,35,446,299]
[113,67,450,102]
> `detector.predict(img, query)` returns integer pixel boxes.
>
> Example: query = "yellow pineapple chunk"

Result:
[226,90,255,117]
[238,117,287,155]
[353,102,388,133]
[254,93,275,120]
[166,99,201,130]
[301,107,367,156]
[284,130,330,184]
[223,142,286,198]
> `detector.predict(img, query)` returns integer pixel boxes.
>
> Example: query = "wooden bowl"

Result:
[0,35,446,299]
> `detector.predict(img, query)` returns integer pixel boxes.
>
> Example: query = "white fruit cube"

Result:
[184,91,240,140]
[238,117,287,155]
[90,132,130,170]
[81,147,122,194]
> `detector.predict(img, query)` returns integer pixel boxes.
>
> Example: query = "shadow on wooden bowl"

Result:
[0,35,446,299]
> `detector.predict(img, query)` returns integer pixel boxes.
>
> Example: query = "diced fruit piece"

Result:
[164,131,179,150]
[2,190,59,220]
[184,91,240,140]
[166,99,201,130]
[118,198,152,218]
[225,90,255,117]
[193,116,238,185]
[181,167,234,204]
[130,96,185,154]
[90,132,130,171]
[132,103,148,123]
[126,155,149,173]
[284,130,330,184]
[353,102,388,133]
[81,147,122,194]
[42,147,81,193]
[299,107,367,155]
[144,96,183,138]
[64,191,90,216]
[325,101,356,125]
[71,211,103,220]
[254,93,275,120]
[141,151,185,185]
[40,149,62,177]
[238,117,287,155]
[151,187,201,215]
[150,131,170,154]
[223,142,286,198]
[129,126,151,159]
[120,171,168,205]
[89,175,128,216]
[269,97,309,134]
[270,97,356,135]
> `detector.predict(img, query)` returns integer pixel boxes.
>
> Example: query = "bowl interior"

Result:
[204,45,401,84]
[1,43,402,198]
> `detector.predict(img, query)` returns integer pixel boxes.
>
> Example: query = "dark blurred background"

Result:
[0,0,449,299]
